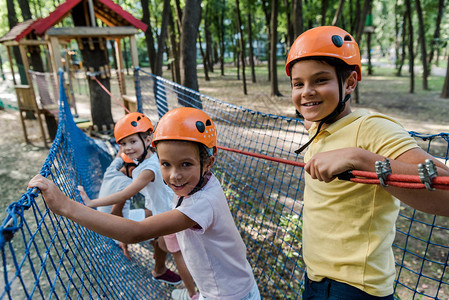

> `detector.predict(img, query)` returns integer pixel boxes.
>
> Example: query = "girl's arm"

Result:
[305,147,449,216]
[83,170,155,208]
[28,175,197,243]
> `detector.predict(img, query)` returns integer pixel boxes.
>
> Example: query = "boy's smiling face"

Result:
[291,59,352,124]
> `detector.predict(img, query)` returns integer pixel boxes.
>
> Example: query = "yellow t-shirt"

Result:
[303,109,418,297]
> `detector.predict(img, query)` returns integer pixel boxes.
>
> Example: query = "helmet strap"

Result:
[188,155,211,196]
[137,133,149,164]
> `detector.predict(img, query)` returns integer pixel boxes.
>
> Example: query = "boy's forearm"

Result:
[386,187,449,216]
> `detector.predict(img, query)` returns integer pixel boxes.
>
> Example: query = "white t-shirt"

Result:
[175,174,256,300]
[132,153,174,215]
[97,157,132,217]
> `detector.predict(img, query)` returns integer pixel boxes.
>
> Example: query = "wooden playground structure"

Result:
[0,0,147,148]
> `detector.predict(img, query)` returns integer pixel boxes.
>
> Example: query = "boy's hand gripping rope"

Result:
[217,146,449,190]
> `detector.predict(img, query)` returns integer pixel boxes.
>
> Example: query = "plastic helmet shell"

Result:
[285,26,362,81]
[114,112,154,142]
[152,107,217,150]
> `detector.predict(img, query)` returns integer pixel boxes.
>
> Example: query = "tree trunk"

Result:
[441,55,449,98]
[247,12,256,83]
[235,0,247,95]
[321,0,328,26]
[394,0,400,71]
[168,6,181,83]
[283,0,293,47]
[427,0,445,75]
[367,32,373,75]
[270,0,281,96]
[396,11,407,77]
[218,0,225,76]
[414,0,428,90]
[179,0,202,108]
[198,30,210,81]
[204,4,214,73]
[154,0,170,76]
[141,0,156,74]
[332,0,345,26]
[355,0,372,43]
[174,0,183,35]
[292,0,304,38]
[261,0,271,81]
[0,55,5,81]
[18,0,45,73]
[71,3,113,128]
[405,0,414,93]
[6,0,27,85]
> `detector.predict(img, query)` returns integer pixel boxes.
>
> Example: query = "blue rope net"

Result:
[1,69,449,299]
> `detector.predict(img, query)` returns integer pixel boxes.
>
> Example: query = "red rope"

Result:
[217,145,449,190]
[91,75,130,114]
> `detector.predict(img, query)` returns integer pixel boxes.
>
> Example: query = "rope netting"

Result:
[1,69,449,299]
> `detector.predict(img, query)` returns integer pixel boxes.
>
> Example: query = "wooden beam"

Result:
[2,40,47,47]
[46,26,138,39]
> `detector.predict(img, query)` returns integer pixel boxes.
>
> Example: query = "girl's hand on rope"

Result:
[77,186,93,207]
[28,175,71,216]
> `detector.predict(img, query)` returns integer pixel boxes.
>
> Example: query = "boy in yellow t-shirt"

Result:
[286,26,449,299]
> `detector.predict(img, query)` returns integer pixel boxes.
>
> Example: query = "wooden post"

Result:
[49,37,63,75]
[6,46,17,85]
[18,43,49,148]
[129,35,139,69]
[115,38,126,96]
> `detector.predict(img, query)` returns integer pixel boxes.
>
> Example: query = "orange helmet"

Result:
[114,112,154,142]
[152,107,217,151]
[120,152,134,164]
[285,26,362,81]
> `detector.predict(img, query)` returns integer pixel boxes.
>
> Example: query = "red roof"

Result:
[0,19,39,42]
[33,0,147,35]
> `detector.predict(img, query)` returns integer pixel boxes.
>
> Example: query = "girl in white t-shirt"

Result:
[77,112,197,297]
[28,108,260,300]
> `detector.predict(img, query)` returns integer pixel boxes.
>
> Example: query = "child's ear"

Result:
[204,155,216,172]
[345,70,358,94]
[145,134,152,145]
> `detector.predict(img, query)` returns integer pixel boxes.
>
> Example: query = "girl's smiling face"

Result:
[157,140,206,197]
[119,133,150,161]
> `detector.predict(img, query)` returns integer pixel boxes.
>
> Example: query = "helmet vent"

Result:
[131,121,138,127]
[331,35,343,47]
[344,35,352,41]
[206,119,212,126]
[196,121,205,133]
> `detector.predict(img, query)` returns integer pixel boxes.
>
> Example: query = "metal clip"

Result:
[418,159,438,191]
[375,158,391,187]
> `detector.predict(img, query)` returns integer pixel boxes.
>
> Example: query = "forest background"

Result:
[0,0,449,213]
[0,0,449,126]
